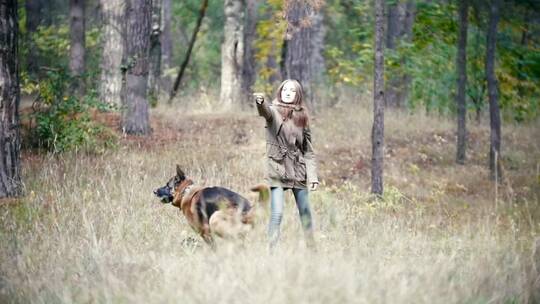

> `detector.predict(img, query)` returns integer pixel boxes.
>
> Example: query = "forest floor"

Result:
[1,97,539,303]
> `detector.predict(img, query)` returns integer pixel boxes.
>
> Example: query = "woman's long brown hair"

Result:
[274,79,309,128]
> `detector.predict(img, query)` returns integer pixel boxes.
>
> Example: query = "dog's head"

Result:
[153,165,186,204]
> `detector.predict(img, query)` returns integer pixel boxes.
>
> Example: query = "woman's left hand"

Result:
[310,182,319,191]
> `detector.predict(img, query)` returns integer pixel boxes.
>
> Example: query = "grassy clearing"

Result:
[1,96,539,303]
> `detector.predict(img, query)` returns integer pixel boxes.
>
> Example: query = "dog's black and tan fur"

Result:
[154,165,269,247]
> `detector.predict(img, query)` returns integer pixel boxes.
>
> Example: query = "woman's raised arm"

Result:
[254,93,272,121]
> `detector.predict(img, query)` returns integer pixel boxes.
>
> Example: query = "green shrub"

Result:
[27,69,117,154]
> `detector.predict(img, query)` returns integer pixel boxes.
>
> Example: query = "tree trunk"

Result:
[220,0,244,107]
[161,0,173,93]
[242,0,259,106]
[469,3,484,124]
[148,0,162,105]
[372,0,385,196]
[69,0,86,93]
[169,0,208,102]
[486,0,502,181]
[121,0,151,135]
[385,0,415,108]
[0,0,23,198]
[99,0,124,106]
[284,1,324,109]
[456,0,469,164]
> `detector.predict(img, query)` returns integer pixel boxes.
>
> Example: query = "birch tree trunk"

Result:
[69,0,85,93]
[486,0,502,180]
[0,0,23,198]
[121,0,151,135]
[456,0,469,164]
[148,0,162,104]
[220,0,244,107]
[99,0,124,106]
[371,0,385,196]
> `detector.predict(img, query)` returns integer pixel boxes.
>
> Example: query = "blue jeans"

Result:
[268,187,315,248]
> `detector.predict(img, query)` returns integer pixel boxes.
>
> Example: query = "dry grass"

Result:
[1,93,539,303]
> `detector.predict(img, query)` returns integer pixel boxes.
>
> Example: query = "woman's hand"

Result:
[309,182,319,191]
[253,92,265,104]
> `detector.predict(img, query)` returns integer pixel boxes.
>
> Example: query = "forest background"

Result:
[0,0,539,302]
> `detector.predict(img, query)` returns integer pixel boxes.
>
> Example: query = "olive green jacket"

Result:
[256,100,319,189]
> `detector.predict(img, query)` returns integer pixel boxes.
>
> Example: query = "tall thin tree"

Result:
[456,0,469,164]
[372,0,385,196]
[169,0,209,102]
[469,3,486,124]
[99,0,124,106]
[0,0,23,198]
[69,0,85,93]
[121,0,152,135]
[220,0,245,106]
[485,0,502,180]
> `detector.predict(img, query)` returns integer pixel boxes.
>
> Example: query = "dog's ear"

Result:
[176,165,186,180]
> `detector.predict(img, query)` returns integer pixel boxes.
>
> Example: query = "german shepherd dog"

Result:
[154,165,269,247]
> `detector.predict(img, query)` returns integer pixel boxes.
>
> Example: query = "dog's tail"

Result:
[250,183,270,205]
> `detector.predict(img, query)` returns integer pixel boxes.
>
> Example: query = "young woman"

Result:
[253,79,319,249]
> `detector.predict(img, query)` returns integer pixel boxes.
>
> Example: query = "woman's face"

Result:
[280,81,297,104]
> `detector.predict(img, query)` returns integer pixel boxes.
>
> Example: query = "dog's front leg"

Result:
[201,225,216,250]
